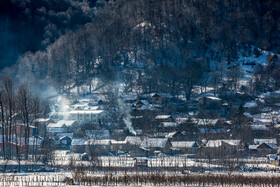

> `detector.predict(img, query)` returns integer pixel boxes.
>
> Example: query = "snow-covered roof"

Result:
[69,110,105,114]
[56,133,74,139]
[122,95,137,101]
[33,118,53,123]
[138,105,155,110]
[159,122,178,128]
[135,21,152,28]
[171,141,197,148]
[152,93,173,98]
[140,138,169,148]
[197,119,219,126]
[83,106,100,110]
[243,101,257,108]
[165,131,178,138]
[264,90,280,98]
[47,120,76,128]
[200,96,222,101]
[253,118,272,126]
[250,125,269,131]
[155,115,171,119]
[206,140,241,148]
[248,145,258,150]
[47,127,68,133]
[86,130,110,139]
[254,138,277,145]
[136,100,149,105]
[71,102,89,110]
[258,143,278,149]
[111,140,127,144]
[125,136,143,145]
[175,117,189,124]
[199,128,226,134]
[71,139,86,145]
[85,139,111,145]
[243,112,253,118]
[58,136,72,141]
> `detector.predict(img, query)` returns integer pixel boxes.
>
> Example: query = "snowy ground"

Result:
[1,150,279,186]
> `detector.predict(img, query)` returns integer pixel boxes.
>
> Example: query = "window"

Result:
[119,145,122,149]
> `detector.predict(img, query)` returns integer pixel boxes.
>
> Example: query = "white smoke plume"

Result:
[49,95,71,120]
[115,82,136,136]
[117,97,136,136]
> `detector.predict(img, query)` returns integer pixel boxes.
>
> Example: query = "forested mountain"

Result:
[0,0,95,69]
[1,0,280,99]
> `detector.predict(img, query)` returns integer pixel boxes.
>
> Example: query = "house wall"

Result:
[175,147,198,154]
[72,145,85,153]
[70,112,109,124]
[86,145,110,156]
[111,143,129,152]
[269,159,280,166]
[257,148,277,156]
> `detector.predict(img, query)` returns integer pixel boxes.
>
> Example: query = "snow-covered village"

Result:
[1,0,280,186]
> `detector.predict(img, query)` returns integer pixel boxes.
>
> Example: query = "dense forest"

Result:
[1,0,280,99]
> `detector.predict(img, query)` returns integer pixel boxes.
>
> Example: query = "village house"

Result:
[256,143,278,155]
[54,136,72,150]
[9,124,36,137]
[152,93,173,104]
[71,138,86,153]
[140,138,172,155]
[171,141,199,154]
[248,138,278,156]
[243,101,258,113]
[206,139,241,149]
[135,100,149,108]
[155,115,174,122]
[125,136,144,156]
[47,120,78,135]
[110,140,129,154]
[69,110,110,124]
[122,95,137,103]
[198,96,222,107]
[85,139,111,156]
[205,139,241,157]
